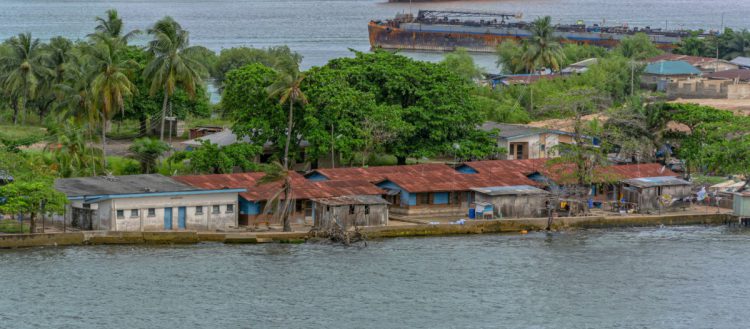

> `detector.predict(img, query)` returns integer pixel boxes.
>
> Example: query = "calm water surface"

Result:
[1,226,750,328]
[1,0,748,70]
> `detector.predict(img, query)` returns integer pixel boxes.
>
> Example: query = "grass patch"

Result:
[692,175,729,185]
[0,125,46,141]
[0,220,29,234]
[107,156,141,175]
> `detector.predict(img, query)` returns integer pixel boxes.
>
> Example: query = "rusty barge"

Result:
[369,10,702,52]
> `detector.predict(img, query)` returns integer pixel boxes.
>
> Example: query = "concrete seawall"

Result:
[0,213,733,249]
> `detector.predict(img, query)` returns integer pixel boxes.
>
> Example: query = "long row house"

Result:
[54,159,692,232]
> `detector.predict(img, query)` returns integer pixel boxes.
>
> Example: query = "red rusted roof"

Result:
[174,172,383,201]
[310,163,454,182]
[463,160,677,185]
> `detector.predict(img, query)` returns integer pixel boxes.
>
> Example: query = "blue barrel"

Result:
[468,208,476,219]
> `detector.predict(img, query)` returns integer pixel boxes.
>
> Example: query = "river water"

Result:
[1,0,748,71]
[1,226,749,328]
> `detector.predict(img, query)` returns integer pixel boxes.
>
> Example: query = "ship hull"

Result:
[368,22,678,52]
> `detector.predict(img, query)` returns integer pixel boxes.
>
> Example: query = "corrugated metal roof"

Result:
[174,172,383,201]
[622,176,691,188]
[646,54,720,66]
[479,122,551,139]
[705,69,750,82]
[55,174,197,197]
[312,195,389,206]
[470,185,549,196]
[309,163,453,183]
[645,61,702,76]
[730,56,750,68]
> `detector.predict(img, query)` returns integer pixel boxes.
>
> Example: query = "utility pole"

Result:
[630,61,635,97]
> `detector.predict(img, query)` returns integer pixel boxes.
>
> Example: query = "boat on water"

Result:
[369,10,709,52]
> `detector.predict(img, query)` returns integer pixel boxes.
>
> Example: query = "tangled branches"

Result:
[309,223,367,246]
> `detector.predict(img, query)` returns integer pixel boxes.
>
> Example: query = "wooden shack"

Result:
[470,185,550,218]
[620,176,692,212]
[312,195,389,229]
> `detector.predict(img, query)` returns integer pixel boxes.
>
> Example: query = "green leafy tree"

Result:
[0,180,67,233]
[441,47,484,81]
[213,46,301,85]
[183,141,262,174]
[129,137,170,174]
[266,57,308,169]
[85,36,138,166]
[522,16,566,72]
[46,118,104,177]
[723,29,750,59]
[614,33,662,60]
[144,16,207,140]
[496,40,526,74]
[0,33,50,124]
[699,117,750,190]
[90,9,140,42]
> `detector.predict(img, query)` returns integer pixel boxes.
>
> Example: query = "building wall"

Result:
[625,184,692,212]
[90,192,238,232]
[474,193,549,218]
[667,79,729,99]
[313,203,388,229]
[499,134,561,160]
[733,195,750,217]
[728,84,750,99]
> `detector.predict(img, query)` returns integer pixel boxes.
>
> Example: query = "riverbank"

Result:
[0,212,734,249]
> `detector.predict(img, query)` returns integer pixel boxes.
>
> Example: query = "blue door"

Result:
[164,208,173,230]
[178,207,186,229]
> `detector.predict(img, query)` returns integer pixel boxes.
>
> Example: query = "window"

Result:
[417,193,430,205]
[147,208,156,217]
[349,205,355,214]
[212,205,220,214]
[195,206,204,215]
[130,209,139,218]
[116,210,124,219]
[226,204,234,213]
[364,205,370,215]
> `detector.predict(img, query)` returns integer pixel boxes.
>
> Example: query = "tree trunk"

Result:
[11,99,19,125]
[282,176,292,232]
[101,112,108,169]
[330,124,335,168]
[283,101,293,170]
[396,156,407,165]
[159,91,169,141]
[29,212,36,234]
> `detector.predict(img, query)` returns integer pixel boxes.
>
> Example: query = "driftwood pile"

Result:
[309,223,367,246]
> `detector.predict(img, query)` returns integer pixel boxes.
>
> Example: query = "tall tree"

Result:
[615,33,662,60]
[90,9,140,42]
[522,16,565,72]
[0,33,50,124]
[144,16,206,141]
[85,36,138,167]
[266,57,308,169]
[724,29,750,59]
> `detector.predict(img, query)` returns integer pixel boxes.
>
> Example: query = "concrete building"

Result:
[312,195,389,229]
[642,60,702,91]
[175,172,384,227]
[646,54,739,73]
[54,174,245,231]
[471,185,550,218]
[561,58,598,75]
[620,176,692,212]
[479,122,573,160]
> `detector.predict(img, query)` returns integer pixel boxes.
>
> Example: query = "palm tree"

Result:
[129,137,170,174]
[266,57,308,169]
[46,118,103,177]
[521,16,566,73]
[724,29,750,59]
[85,37,138,168]
[144,16,206,141]
[0,33,50,124]
[259,161,295,232]
[90,9,140,42]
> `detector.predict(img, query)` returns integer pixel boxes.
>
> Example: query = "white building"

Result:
[479,122,573,160]
[55,174,245,232]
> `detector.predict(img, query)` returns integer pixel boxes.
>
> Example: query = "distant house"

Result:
[730,56,750,69]
[734,191,750,219]
[487,73,559,88]
[471,185,550,218]
[312,195,389,229]
[620,176,692,212]
[54,174,245,231]
[645,54,739,73]
[174,172,384,227]
[479,122,574,160]
[642,60,702,91]
[561,58,598,75]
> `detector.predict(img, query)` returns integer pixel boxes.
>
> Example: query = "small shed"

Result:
[470,185,550,218]
[312,195,389,229]
[620,176,692,212]
[734,192,750,218]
